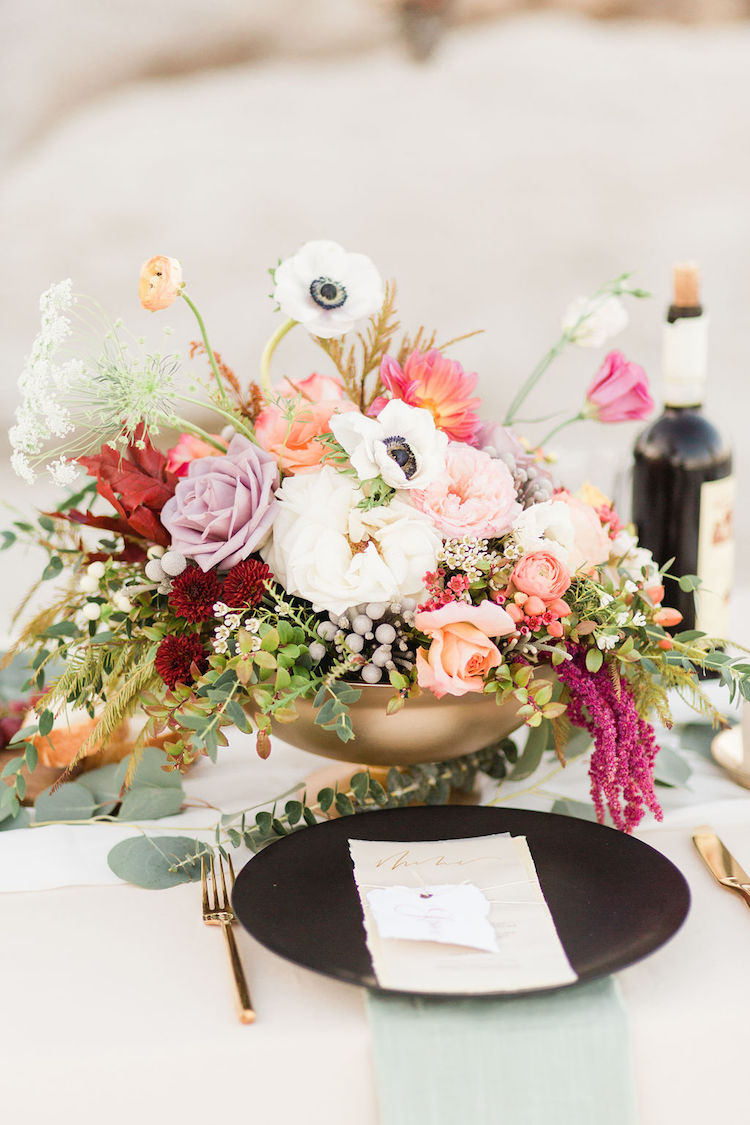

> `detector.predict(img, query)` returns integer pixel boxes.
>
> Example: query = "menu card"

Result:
[348,834,577,994]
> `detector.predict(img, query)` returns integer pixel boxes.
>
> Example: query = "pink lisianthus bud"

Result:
[139,255,183,311]
[583,351,653,423]
[165,432,226,477]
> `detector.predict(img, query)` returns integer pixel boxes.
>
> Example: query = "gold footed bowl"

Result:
[270,673,554,767]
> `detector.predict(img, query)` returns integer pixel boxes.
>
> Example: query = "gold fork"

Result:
[201,853,256,1024]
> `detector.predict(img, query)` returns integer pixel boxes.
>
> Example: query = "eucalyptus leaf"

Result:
[35,781,96,823]
[118,786,184,821]
[550,798,599,823]
[653,746,692,788]
[0,806,31,831]
[121,746,183,790]
[75,762,124,815]
[508,721,549,781]
[107,835,211,889]
[0,785,19,823]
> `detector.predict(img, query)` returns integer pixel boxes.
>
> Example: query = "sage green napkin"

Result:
[366,977,635,1125]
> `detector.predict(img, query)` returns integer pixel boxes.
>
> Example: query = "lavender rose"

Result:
[160,435,279,572]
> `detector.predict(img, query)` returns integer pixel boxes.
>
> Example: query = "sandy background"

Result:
[2,1,749,633]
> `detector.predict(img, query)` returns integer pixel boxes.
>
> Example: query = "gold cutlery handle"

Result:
[221,923,256,1024]
[733,884,750,910]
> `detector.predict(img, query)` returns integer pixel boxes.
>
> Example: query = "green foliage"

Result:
[226,740,515,855]
[107,835,211,889]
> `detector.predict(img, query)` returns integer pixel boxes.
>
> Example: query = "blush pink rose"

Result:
[412,443,521,539]
[584,350,653,423]
[255,372,356,474]
[511,551,571,602]
[554,490,611,574]
[414,599,515,698]
[165,432,226,477]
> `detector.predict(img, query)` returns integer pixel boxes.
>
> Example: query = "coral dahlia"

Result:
[168,565,222,623]
[222,558,272,609]
[154,634,208,690]
[370,349,482,444]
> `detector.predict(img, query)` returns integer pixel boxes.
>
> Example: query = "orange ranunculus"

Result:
[414,599,515,699]
[139,255,183,311]
[511,551,571,604]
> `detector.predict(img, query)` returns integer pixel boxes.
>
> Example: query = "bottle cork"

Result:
[673,262,701,309]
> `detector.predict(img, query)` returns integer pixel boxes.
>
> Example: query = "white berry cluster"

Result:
[143,547,187,595]
[313,599,417,683]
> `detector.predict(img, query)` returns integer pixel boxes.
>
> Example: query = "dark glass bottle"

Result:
[632,265,734,635]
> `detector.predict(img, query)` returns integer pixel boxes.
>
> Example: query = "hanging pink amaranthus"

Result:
[556,647,663,832]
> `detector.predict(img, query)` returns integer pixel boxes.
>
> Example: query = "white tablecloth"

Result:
[2,723,749,1124]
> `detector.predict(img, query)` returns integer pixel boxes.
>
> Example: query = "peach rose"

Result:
[554,490,610,574]
[139,255,183,311]
[511,551,571,603]
[166,432,226,477]
[255,373,356,474]
[414,599,515,698]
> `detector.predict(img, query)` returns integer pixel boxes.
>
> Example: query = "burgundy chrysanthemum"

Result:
[154,633,208,690]
[222,558,272,610]
[168,565,222,623]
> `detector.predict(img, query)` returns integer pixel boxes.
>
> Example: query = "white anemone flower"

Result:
[562,294,628,348]
[273,240,384,339]
[260,466,441,616]
[330,400,448,490]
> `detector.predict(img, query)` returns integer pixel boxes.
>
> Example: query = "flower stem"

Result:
[175,419,227,452]
[503,337,570,427]
[260,318,297,398]
[174,394,257,444]
[535,410,585,450]
[179,291,229,406]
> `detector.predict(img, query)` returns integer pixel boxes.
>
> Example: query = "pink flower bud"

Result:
[584,350,653,423]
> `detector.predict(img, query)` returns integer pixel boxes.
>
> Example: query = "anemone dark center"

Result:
[383,435,417,479]
[309,276,347,309]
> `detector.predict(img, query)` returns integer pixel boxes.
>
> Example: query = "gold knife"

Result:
[693,825,750,909]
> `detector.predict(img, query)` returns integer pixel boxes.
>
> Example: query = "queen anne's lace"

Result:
[11,281,180,484]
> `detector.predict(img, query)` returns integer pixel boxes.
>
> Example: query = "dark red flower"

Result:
[168,565,222,623]
[222,558,272,609]
[154,634,208,690]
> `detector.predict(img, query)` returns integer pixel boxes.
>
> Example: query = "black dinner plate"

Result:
[232,805,690,996]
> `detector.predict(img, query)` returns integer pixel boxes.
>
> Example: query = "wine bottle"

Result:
[632,263,734,636]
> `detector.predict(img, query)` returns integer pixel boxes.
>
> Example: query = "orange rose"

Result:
[511,551,571,603]
[139,255,183,311]
[414,600,515,699]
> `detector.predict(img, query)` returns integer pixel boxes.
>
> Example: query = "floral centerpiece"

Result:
[3,240,748,843]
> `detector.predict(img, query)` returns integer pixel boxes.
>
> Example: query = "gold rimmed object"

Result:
[201,853,255,1023]
[692,826,750,910]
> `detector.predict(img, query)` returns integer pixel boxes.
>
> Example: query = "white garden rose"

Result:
[330,400,448,490]
[273,240,384,339]
[511,499,576,565]
[562,294,628,348]
[261,466,441,615]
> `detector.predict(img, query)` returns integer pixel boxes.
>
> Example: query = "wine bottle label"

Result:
[662,314,709,406]
[695,475,735,637]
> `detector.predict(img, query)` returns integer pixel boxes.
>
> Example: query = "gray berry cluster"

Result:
[498,451,555,509]
[311,599,419,683]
